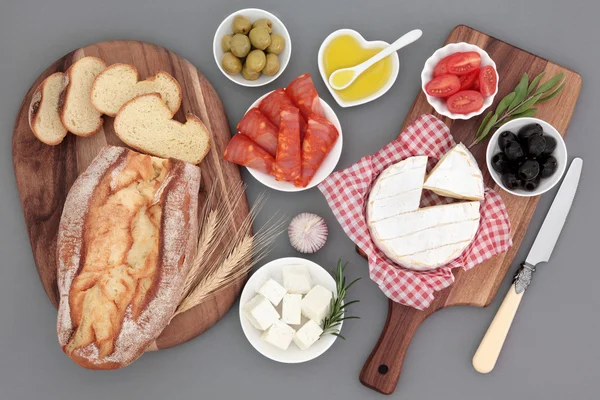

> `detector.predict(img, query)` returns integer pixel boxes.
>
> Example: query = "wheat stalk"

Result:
[174,189,286,318]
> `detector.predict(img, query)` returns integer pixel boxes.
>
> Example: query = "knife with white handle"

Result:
[472,158,583,374]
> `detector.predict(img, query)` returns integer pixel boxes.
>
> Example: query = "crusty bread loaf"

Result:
[28,72,68,145]
[59,56,107,136]
[114,93,211,164]
[91,64,182,117]
[56,146,201,370]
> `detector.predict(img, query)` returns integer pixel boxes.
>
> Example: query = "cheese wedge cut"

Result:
[367,156,427,222]
[367,154,482,271]
[423,143,484,201]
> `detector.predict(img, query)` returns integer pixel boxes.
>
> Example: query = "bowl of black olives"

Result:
[486,117,567,196]
[213,8,291,87]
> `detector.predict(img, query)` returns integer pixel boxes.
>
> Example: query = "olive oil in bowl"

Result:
[322,34,393,103]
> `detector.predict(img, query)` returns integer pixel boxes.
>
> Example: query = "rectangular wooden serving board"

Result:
[359,25,582,395]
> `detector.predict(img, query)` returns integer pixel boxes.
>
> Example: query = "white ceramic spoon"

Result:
[328,29,423,91]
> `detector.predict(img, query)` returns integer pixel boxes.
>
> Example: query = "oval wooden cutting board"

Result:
[12,40,248,351]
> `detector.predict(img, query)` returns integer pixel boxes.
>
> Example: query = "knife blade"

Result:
[525,157,583,266]
[473,158,583,373]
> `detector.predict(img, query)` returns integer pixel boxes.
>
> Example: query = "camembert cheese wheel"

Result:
[367,147,483,271]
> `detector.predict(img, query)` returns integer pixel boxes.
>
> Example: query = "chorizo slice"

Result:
[258,88,307,138]
[272,105,302,182]
[285,73,325,121]
[223,134,275,175]
[295,114,339,188]
[237,108,278,157]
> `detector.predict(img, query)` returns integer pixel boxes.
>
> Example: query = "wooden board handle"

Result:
[360,300,432,394]
[472,283,524,374]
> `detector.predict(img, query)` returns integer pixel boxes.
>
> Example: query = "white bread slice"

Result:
[114,93,211,164]
[28,72,68,145]
[91,64,182,117]
[60,56,107,136]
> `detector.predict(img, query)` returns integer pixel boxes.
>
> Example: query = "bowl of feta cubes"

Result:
[239,257,340,363]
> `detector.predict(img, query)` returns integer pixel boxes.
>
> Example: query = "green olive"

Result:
[232,15,251,34]
[245,50,266,73]
[262,53,280,76]
[249,27,272,51]
[230,34,251,58]
[252,18,273,34]
[221,52,242,75]
[242,64,261,81]
[266,34,285,55]
[221,34,233,52]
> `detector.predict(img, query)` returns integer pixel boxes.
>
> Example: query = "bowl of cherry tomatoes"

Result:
[421,42,498,120]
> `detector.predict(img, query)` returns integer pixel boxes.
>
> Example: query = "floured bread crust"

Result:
[56,146,200,369]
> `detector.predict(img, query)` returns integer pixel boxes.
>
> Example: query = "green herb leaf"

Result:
[536,82,566,103]
[507,108,538,122]
[527,72,546,95]
[476,111,493,138]
[473,113,498,147]
[496,92,516,117]
[508,73,529,110]
[512,93,543,114]
[534,72,564,95]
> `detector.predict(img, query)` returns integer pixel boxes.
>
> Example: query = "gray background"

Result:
[1,0,598,399]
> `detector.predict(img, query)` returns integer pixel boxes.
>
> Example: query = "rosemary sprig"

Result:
[469,71,566,148]
[321,259,360,340]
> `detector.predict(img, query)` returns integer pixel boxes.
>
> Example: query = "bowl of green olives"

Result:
[213,8,291,87]
[486,117,567,197]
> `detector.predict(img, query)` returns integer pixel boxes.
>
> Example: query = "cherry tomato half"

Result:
[425,74,461,98]
[446,52,481,75]
[479,65,497,97]
[446,90,484,114]
[433,55,452,77]
[459,69,480,91]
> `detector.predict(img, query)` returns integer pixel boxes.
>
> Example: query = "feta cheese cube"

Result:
[243,294,280,331]
[282,293,302,325]
[261,320,296,350]
[282,265,313,294]
[257,278,287,306]
[301,285,332,324]
[293,319,324,350]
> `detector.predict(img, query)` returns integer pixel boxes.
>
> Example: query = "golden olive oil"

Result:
[323,34,393,102]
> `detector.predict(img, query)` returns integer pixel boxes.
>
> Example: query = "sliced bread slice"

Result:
[60,56,107,136]
[91,64,182,117]
[29,72,68,145]
[114,93,211,164]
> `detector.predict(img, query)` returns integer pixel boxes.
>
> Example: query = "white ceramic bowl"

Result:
[318,29,400,108]
[239,257,340,364]
[486,117,567,197]
[421,42,498,120]
[213,8,291,87]
[244,92,343,192]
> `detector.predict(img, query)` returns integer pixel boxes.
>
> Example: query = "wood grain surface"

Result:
[359,25,582,394]
[12,40,248,351]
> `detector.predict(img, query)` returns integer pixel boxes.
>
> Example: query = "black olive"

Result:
[518,160,540,180]
[517,123,543,144]
[504,140,525,162]
[491,153,510,173]
[542,135,557,156]
[540,156,558,178]
[498,131,518,152]
[523,176,541,192]
[501,172,524,190]
[526,135,546,157]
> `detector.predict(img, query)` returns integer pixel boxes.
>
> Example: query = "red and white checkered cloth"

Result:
[318,114,512,310]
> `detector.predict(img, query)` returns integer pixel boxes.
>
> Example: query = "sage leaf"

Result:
[496,92,516,117]
[507,108,537,122]
[478,113,498,142]
[527,72,545,95]
[534,72,564,95]
[508,73,529,110]
[476,111,493,137]
[536,82,566,103]
[512,93,543,114]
